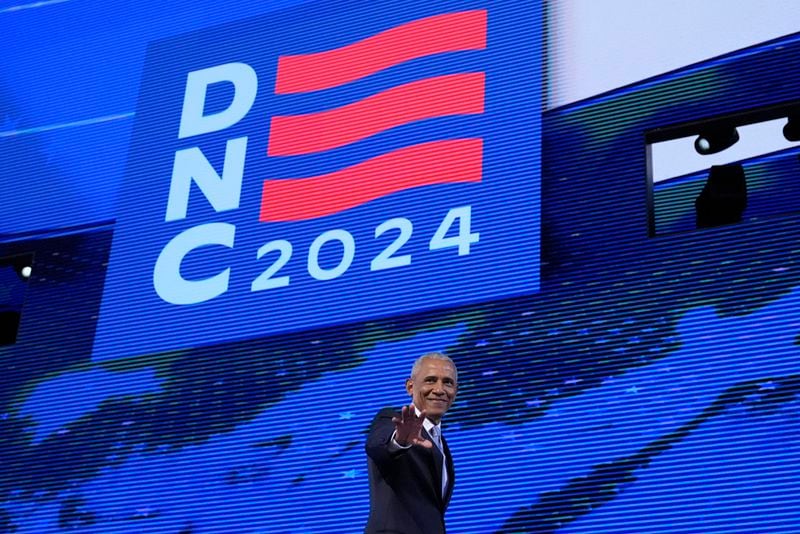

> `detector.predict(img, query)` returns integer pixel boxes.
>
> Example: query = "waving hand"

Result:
[392,403,433,448]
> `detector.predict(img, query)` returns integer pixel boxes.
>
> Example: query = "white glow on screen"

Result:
[548,0,800,109]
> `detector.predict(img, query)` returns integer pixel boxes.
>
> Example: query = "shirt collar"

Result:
[414,406,440,433]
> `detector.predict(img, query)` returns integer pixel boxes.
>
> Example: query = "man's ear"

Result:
[405,378,413,396]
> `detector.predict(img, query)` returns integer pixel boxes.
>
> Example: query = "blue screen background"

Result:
[2,1,800,533]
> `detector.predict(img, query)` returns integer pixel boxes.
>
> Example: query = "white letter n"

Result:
[165,136,247,222]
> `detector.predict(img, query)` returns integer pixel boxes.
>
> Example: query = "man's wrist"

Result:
[389,430,412,451]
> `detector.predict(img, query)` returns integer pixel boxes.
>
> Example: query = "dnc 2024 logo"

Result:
[93,0,542,361]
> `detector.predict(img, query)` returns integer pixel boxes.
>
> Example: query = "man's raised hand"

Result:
[392,403,433,448]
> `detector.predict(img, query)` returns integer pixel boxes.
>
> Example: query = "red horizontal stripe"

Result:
[275,10,487,94]
[268,73,485,156]
[259,138,483,222]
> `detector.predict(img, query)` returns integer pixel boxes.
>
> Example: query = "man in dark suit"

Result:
[364,352,458,534]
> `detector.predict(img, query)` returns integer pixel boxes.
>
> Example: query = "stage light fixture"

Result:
[694,124,739,155]
[0,254,34,282]
[695,163,747,228]
[782,113,800,142]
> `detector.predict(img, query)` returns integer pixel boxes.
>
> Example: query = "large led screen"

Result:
[2,1,800,533]
[93,0,541,361]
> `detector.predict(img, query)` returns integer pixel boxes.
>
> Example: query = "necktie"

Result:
[429,425,448,497]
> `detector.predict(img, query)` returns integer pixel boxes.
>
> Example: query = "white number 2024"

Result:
[250,206,479,292]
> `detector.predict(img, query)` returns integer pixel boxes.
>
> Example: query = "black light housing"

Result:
[695,164,747,228]
[783,113,800,141]
[0,253,34,345]
[694,124,740,155]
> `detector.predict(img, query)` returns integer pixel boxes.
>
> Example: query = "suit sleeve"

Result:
[365,407,410,466]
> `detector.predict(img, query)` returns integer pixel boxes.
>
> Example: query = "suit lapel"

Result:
[441,434,454,507]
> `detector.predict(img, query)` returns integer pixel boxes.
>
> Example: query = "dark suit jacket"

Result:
[364,407,455,534]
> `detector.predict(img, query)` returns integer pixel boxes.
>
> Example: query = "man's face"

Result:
[406,358,458,424]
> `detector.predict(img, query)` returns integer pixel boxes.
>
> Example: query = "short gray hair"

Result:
[410,352,458,383]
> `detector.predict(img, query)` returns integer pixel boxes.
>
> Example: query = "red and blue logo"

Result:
[93,0,541,361]
[262,10,486,222]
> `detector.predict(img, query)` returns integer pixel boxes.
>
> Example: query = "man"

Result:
[364,352,458,534]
